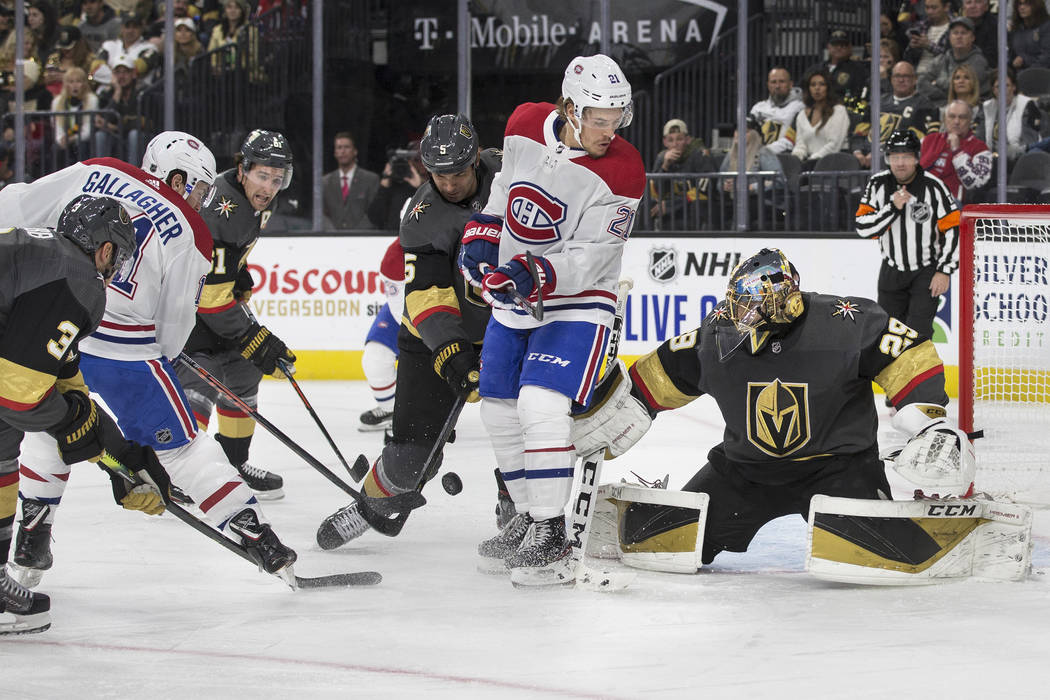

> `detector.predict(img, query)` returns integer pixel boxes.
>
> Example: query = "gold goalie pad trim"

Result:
[806,495,1033,584]
[608,485,709,574]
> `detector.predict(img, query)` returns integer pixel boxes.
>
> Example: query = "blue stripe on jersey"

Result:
[503,468,526,481]
[19,493,61,505]
[526,467,575,479]
[90,332,156,344]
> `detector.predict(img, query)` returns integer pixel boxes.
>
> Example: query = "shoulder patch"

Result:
[215,196,238,219]
[408,201,430,221]
[831,299,862,322]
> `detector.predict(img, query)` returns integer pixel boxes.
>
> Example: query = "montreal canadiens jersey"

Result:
[0,158,213,362]
[629,294,948,481]
[483,102,645,329]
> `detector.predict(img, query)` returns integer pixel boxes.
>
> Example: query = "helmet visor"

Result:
[579,104,633,130]
[186,180,216,210]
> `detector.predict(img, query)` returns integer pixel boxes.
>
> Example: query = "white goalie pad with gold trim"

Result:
[807,495,1032,584]
[586,483,708,574]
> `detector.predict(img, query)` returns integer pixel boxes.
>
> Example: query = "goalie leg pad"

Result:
[610,485,708,574]
[572,359,652,460]
[807,495,1032,584]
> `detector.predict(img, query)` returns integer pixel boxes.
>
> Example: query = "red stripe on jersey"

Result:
[147,359,197,439]
[369,380,396,392]
[216,406,249,419]
[504,101,556,141]
[193,411,210,428]
[629,364,671,413]
[0,471,20,487]
[413,305,461,325]
[890,364,945,406]
[198,299,237,314]
[523,446,575,454]
[100,320,157,331]
[543,289,618,302]
[200,480,241,513]
[0,384,52,412]
[569,138,646,199]
[16,466,45,483]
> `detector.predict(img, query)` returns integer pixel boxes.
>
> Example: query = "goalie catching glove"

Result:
[238,323,296,378]
[432,340,480,402]
[890,403,975,495]
[572,359,652,459]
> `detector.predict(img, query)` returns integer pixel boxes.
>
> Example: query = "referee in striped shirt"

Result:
[855,129,960,337]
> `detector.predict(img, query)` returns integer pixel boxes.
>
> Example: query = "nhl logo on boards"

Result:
[505,182,566,244]
[910,200,932,223]
[648,248,678,283]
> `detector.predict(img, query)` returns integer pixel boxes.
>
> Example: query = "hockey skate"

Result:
[358,406,393,432]
[235,462,284,500]
[10,500,53,589]
[0,568,50,635]
[477,512,532,574]
[228,509,297,581]
[507,515,574,588]
[316,501,372,550]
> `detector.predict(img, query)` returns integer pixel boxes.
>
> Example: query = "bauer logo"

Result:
[505,182,566,244]
[648,247,678,283]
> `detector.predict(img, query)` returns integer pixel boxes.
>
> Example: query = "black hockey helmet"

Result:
[717,248,804,361]
[420,114,479,174]
[884,129,921,157]
[240,129,293,189]
[57,194,136,276]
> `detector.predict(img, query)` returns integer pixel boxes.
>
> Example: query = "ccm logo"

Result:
[527,352,570,367]
[926,504,978,516]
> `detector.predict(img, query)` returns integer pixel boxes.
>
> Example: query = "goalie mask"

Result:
[716,248,804,361]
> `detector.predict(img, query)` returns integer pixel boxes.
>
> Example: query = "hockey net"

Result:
[959,205,1050,503]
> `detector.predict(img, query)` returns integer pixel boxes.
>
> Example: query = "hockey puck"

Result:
[441,471,463,495]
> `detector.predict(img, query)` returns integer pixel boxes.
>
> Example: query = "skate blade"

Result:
[476,556,510,576]
[509,559,576,588]
[274,563,297,590]
[7,562,44,589]
[0,610,51,635]
[252,488,285,501]
[357,423,391,433]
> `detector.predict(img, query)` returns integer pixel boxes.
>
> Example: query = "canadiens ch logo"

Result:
[215,196,237,219]
[505,181,566,244]
[648,248,678,283]
[746,379,811,457]
[832,299,862,321]
[409,201,430,221]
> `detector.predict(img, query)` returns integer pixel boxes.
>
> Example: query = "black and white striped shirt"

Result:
[855,167,960,274]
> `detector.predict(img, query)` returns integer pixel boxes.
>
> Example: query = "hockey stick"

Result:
[175,352,424,535]
[569,278,635,590]
[276,358,353,474]
[99,452,381,589]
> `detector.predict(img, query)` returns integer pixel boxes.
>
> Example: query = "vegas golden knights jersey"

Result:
[629,293,947,479]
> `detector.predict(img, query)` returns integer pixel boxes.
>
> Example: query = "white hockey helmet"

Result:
[561,54,634,131]
[142,131,218,208]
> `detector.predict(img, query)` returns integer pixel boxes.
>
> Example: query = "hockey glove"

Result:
[47,390,127,465]
[459,214,503,289]
[481,254,556,311]
[238,323,296,378]
[233,267,255,301]
[891,403,976,494]
[432,340,481,402]
[101,442,172,516]
[572,359,652,459]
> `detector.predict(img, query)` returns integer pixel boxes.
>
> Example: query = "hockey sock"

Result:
[480,397,529,512]
[0,459,18,568]
[215,434,252,469]
[518,385,574,521]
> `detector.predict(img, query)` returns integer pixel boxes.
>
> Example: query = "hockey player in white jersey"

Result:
[459,53,645,586]
[0,133,297,586]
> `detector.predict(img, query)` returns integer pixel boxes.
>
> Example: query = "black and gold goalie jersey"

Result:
[186,168,277,350]
[0,227,106,433]
[629,293,948,472]
[399,148,502,351]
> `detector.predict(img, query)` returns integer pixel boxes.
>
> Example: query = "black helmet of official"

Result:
[884,129,921,157]
[57,194,136,275]
[420,114,479,174]
[240,129,293,189]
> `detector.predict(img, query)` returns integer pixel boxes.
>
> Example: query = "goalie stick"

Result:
[569,278,636,591]
[99,452,382,589]
[175,352,423,536]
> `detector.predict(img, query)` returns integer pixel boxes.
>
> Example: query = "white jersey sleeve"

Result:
[0,158,213,361]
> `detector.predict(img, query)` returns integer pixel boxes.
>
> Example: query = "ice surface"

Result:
[3,381,1048,699]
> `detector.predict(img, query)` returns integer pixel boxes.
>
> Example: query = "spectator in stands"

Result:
[943,64,983,123]
[75,0,122,52]
[51,65,99,162]
[879,9,908,52]
[649,118,715,227]
[980,66,1042,169]
[43,53,63,96]
[0,30,50,111]
[906,0,954,82]
[146,1,202,42]
[323,131,379,230]
[879,38,903,95]
[208,0,261,83]
[27,1,58,66]
[0,6,12,48]
[93,55,143,162]
[720,66,804,184]
[852,61,941,167]
[49,25,96,77]
[1010,0,1050,70]
[806,29,869,108]
[962,0,999,67]
[98,15,159,83]
[0,140,13,190]
[790,69,850,170]
[367,141,425,230]
[920,17,990,105]
[168,17,204,70]
[920,99,992,202]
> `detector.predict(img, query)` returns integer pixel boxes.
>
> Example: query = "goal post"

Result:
[959,204,1050,503]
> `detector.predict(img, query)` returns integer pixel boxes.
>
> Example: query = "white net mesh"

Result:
[966,217,1050,502]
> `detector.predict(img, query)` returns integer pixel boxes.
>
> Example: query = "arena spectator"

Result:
[905,0,954,82]
[879,37,903,95]
[980,66,1042,169]
[98,15,159,83]
[720,66,804,185]
[648,118,715,226]
[806,29,869,106]
[27,2,59,66]
[208,0,261,83]
[164,17,204,71]
[323,131,379,230]
[51,66,99,162]
[75,0,122,52]
[93,55,143,162]
[879,9,908,52]
[852,61,941,168]
[146,1,202,42]
[367,141,425,230]
[0,6,12,48]
[1010,0,1050,70]
[962,0,999,67]
[920,99,992,203]
[48,25,96,77]
[791,69,850,170]
[943,64,982,123]
[919,17,990,105]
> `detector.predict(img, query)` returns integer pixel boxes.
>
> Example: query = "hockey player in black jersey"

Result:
[573,248,974,570]
[175,129,297,499]
[316,114,503,549]
[1,196,172,634]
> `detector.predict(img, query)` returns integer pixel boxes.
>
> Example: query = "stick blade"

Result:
[296,571,383,588]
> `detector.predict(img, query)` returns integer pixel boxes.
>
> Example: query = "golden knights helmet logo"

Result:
[746,379,811,457]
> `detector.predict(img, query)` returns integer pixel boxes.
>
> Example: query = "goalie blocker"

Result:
[807,495,1032,584]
